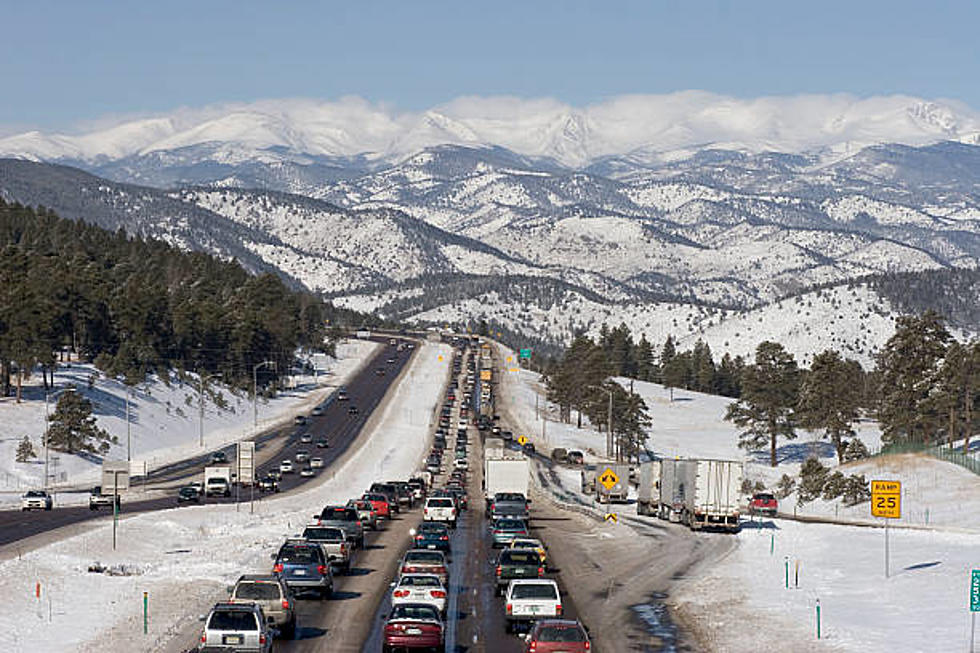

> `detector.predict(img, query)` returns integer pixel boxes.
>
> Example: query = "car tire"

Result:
[505,620,512,634]
[321,586,332,600]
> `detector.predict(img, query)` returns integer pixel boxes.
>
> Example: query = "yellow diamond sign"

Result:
[598,468,619,491]
[517,435,528,446]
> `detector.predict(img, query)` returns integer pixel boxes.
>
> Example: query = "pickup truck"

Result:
[750,492,778,517]
[302,525,352,574]
[504,579,562,633]
[495,548,545,595]
[316,505,365,548]
[88,486,120,510]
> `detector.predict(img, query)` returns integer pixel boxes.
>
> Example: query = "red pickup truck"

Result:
[749,492,778,517]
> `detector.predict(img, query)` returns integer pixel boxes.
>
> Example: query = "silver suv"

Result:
[198,601,274,652]
[228,574,297,640]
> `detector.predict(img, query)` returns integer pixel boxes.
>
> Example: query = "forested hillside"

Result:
[0,199,367,398]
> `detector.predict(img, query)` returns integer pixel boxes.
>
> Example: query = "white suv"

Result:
[504,579,563,633]
[198,601,274,651]
[21,490,53,511]
[423,497,457,528]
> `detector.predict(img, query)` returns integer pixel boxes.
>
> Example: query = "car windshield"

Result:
[501,551,537,564]
[25,491,46,497]
[755,493,775,501]
[235,582,281,600]
[278,546,319,564]
[363,494,386,502]
[419,523,447,534]
[405,551,444,563]
[303,527,344,540]
[208,610,258,631]
[390,604,440,621]
[537,625,586,642]
[428,499,454,507]
[511,583,558,600]
[400,576,441,587]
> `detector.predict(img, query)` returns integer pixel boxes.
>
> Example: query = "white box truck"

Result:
[483,458,528,509]
[658,458,742,532]
[204,464,232,497]
[636,460,662,516]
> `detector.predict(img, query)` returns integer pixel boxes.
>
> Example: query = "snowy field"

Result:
[494,344,980,653]
[0,340,451,653]
[0,340,379,505]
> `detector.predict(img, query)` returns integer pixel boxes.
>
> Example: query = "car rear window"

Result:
[279,546,319,564]
[496,519,526,529]
[234,582,281,601]
[208,610,258,631]
[501,551,537,564]
[428,498,454,507]
[511,583,558,600]
[303,527,345,540]
[537,625,586,642]
[400,575,441,587]
[322,507,356,521]
[405,551,444,563]
[390,604,440,621]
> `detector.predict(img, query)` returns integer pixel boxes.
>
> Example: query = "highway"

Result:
[0,339,413,548]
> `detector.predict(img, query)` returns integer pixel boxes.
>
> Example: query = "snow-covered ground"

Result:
[0,340,451,653]
[494,343,980,652]
[0,340,379,505]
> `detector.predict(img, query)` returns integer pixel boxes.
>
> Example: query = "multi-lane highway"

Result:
[0,339,413,548]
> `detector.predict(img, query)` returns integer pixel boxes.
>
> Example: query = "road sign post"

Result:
[871,480,901,578]
[971,570,980,651]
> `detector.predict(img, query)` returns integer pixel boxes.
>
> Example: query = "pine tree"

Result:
[798,349,863,464]
[46,387,118,455]
[725,341,800,467]
[876,311,951,446]
[635,334,655,382]
[15,435,36,462]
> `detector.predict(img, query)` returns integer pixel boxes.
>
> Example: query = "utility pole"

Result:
[125,386,132,462]
[605,386,614,459]
[253,361,276,429]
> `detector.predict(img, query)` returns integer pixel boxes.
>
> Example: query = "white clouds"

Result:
[2,92,979,166]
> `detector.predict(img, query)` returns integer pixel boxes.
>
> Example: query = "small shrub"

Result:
[822,471,847,500]
[776,474,796,499]
[843,474,871,506]
[798,458,829,504]
[843,438,870,462]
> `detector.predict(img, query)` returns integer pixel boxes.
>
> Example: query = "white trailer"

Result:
[204,464,232,497]
[658,458,742,532]
[636,460,662,516]
[483,458,528,508]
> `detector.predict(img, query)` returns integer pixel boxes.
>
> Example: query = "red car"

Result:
[362,493,392,519]
[383,602,444,653]
[524,619,591,653]
[750,492,778,517]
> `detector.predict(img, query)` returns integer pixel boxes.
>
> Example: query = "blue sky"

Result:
[2,0,976,132]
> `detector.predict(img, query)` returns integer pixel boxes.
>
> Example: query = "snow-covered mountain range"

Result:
[2,93,980,366]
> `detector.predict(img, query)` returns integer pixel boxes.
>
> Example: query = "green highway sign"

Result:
[972,569,980,611]
[519,348,532,359]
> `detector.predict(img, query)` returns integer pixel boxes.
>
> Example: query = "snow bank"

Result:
[0,341,451,653]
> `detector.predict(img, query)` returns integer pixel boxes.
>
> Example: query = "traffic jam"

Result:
[192,339,592,653]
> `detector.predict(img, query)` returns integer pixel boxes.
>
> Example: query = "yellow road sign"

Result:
[871,479,901,519]
[598,468,620,491]
[604,512,618,523]
[437,355,443,361]
[517,435,528,446]
[480,370,492,381]
[506,356,513,363]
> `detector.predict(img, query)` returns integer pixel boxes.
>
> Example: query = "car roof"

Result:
[509,579,558,586]
[237,574,281,583]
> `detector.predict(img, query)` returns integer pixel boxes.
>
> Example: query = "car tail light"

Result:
[340,543,347,554]
[440,535,449,541]
[200,633,206,643]
[506,603,513,614]
[496,565,502,577]
[556,603,563,615]
[281,599,290,610]
[431,590,446,598]
[273,563,283,573]
[584,641,590,650]
[393,590,410,598]
[529,642,537,653]
[538,566,544,576]
[356,521,362,527]
[259,634,266,645]
[317,565,327,575]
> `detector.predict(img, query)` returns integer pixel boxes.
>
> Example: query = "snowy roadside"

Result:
[0,340,452,653]
[0,340,380,506]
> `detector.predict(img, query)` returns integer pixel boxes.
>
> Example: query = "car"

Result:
[310,456,324,469]
[227,574,297,640]
[495,548,545,595]
[522,442,536,455]
[317,505,365,548]
[750,492,779,517]
[407,478,428,501]
[20,490,53,511]
[209,451,228,464]
[390,574,448,614]
[348,498,380,531]
[457,419,468,430]
[491,518,530,547]
[272,540,333,599]
[386,357,396,364]
[361,492,393,519]
[400,550,449,586]
[369,483,402,513]
[295,450,310,463]
[198,601,274,652]
[316,438,329,449]
[300,434,312,444]
[508,537,548,566]
[299,466,315,477]
[302,525,352,574]
[522,619,591,653]
[376,367,386,376]
[177,486,202,504]
[294,415,308,425]
[387,480,416,508]
[504,579,563,633]
[551,448,569,464]
[265,470,282,482]
[280,460,294,474]
[311,406,323,416]
[412,521,451,552]
[383,602,445,653]
[337,389,349,401]
[348,405,360,415]
[423,497,457,527]
[454,457,469,470]
[257,476,280,493]
[88,486,121,510]
[206,476,231,498]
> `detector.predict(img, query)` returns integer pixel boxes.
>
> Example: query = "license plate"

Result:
[529,605,540,614]
[406,627,423,635]
[222,634,243,645]
[292,569,307,575]
[427,544,437,549]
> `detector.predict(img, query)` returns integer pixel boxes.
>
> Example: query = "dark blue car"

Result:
[413,521,451,552]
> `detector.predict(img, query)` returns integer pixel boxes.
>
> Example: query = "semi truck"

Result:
[658,458,742,532]
[636,460,662,516]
